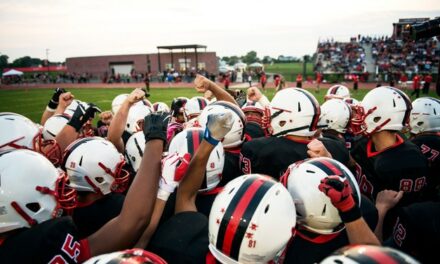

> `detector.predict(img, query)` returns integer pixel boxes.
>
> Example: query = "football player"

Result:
[240,87,349,180]
[409,97,440,201]
[350,86,429,206]
[0,112,169,262]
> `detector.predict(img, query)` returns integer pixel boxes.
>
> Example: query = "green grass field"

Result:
[264,62,314,81]
[1,87,438,124]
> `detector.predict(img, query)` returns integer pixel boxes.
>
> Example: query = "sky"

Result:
[0,0,439,62]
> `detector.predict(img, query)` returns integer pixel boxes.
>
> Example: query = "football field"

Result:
[0,87,438,124]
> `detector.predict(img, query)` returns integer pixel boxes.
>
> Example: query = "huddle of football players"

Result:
[0,74,439,264]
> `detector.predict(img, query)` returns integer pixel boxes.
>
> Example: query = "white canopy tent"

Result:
[2,69,24,76]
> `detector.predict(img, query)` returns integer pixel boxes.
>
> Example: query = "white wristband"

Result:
[46,106,56,112]
[157,188,171,201]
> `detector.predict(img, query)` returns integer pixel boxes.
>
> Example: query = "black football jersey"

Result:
[244,122,266,140]
[219,150,242,187]
[240,136,349,180]
[0,217,89,264]
[387,201,440,264]
[72,193,125,239]
[351,135,429,206]
[410,133,440,200]
[284,195,378,263]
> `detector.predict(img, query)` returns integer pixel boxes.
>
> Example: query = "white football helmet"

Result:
[320,245,420,264]
[42,114,70,140]
[325,85,351,100]
[0,149,76,233]
[410,97,440,134]
[184,96,209,121]
[111,94,129,114]
[0,112,62,165]
[125,131,145,172]
[152,102,170,113]
[168,127,224,192]
[84,249,167,264]
[281,157,360,234]
[269,88,320,137]
[209,174,295,264]
[318,99,352,133]
[343,97,360,106]
[126,103,152,134]
[242,101,264,125]
[62,137,130,195]
[198,101,246,148]
[354,86,412,135]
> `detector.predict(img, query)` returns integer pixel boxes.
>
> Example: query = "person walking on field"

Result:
[296,73,303,88]
[411,74,421,98]
[423,74,432,94]
[400,73,408,91]
[352,74,359,93]
[315,72,322,93]
[260,72,267,92]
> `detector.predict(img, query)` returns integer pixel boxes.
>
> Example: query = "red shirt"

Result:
[353,75,358,83]
[274,76,280,86]
[296,75,303,82]
[224,76,230,86]
[316,73,322,83]
[424,75,432,83]
[413,75,420,89]
[400,75,408,82]
[260,75,267,83]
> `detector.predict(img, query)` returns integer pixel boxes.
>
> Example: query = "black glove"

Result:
[170,98,186,117]
[47,88,67,111]
[143,112,170,143]
[67,103,102,132]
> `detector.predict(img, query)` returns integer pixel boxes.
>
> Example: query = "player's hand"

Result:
[194,74,213,93]
[376,190,403,212]
[47,88,67,111]
[307,139,332,158]
[319,175,361,223]
[56,92,74,113]
[157,152,191,201]
[143,112,170,143]
[67,103,101,132]
[127,88,145,105]
[247,87,262,102]
[204,112,233,145]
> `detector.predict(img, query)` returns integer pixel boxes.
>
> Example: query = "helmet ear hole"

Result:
[264,204,270,214]
[279,121,286,127]
[417,121,424,126]
[373,116,381,123]
[95,177,104,183]
[26,203,41,213]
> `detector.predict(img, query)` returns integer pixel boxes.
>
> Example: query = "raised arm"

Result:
[55,103,101,151]
[175,112,233,213]
[87,112,169,256]
[107,88,146,153]
[194,74,237,105]
[319,176,380,245]
[40,88,67,125]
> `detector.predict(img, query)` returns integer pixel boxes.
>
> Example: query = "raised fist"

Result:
[204,112,233,145]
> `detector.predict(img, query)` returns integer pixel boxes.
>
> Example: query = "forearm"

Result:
[55,125,79,151]
[87,139,163,256]
[41,110,54,126]
[108,101,131,153]
[134,199,166,249]
[374,206,389,242]
[345,217,381,246]
[208,82,237,105]
[175,141,214,213]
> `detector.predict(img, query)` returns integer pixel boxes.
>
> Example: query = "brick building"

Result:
[66,44,217,80]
